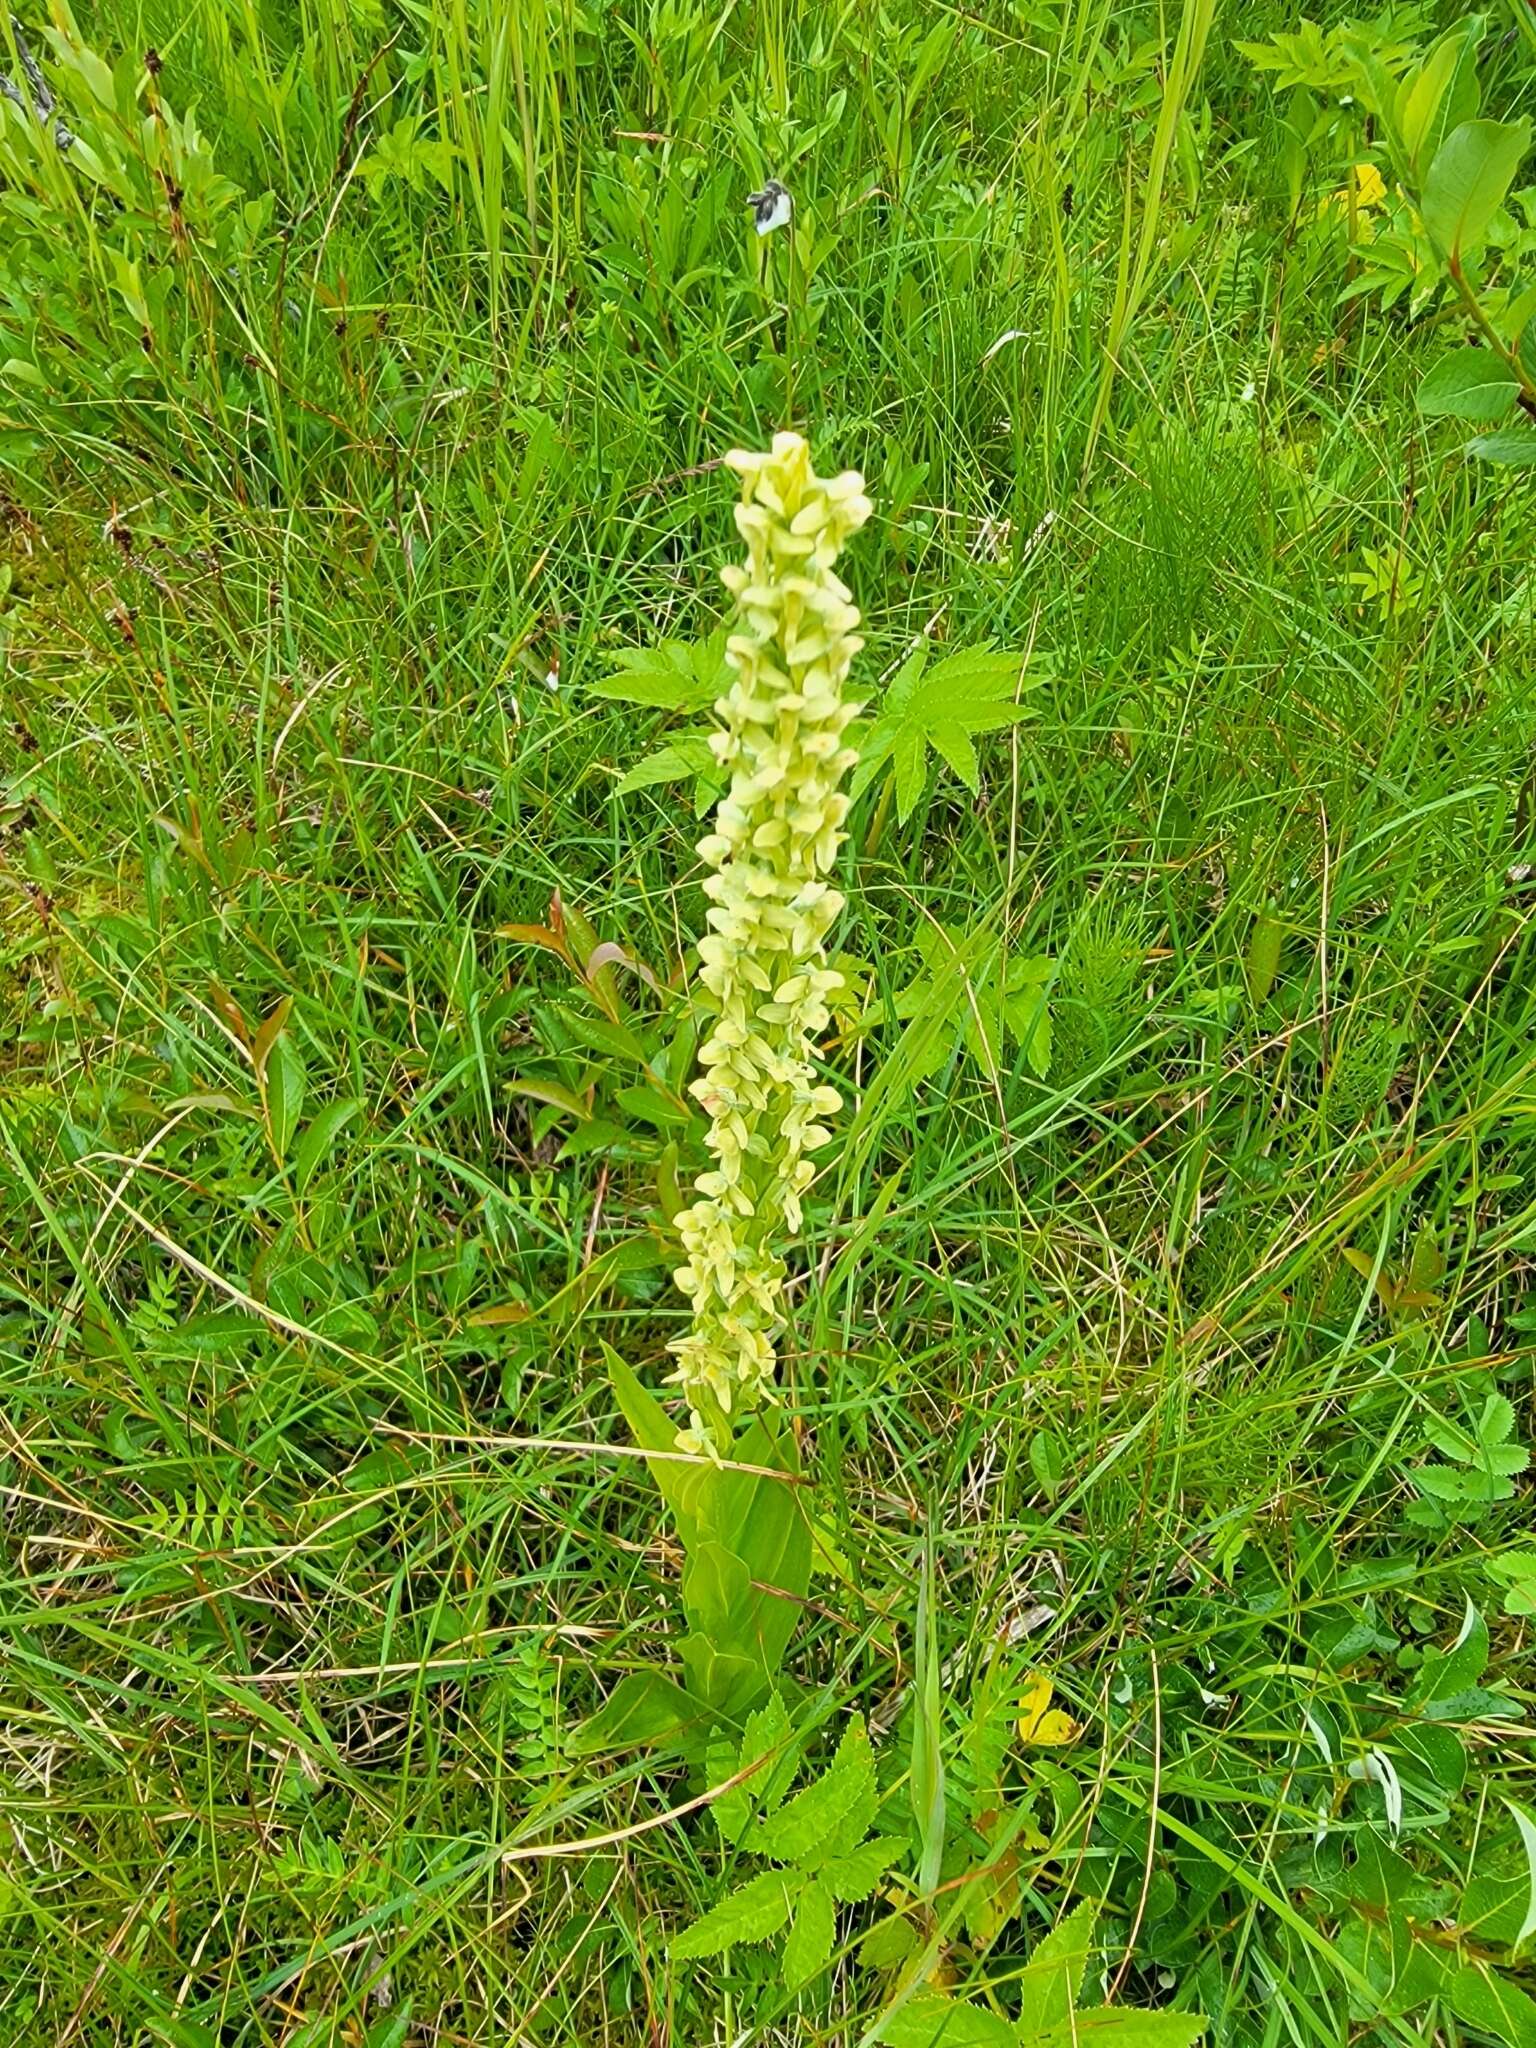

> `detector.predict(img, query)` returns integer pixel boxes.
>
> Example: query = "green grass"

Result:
[2,0,1536,2043]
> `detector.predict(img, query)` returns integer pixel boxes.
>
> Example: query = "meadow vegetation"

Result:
[2,0,1536,2042]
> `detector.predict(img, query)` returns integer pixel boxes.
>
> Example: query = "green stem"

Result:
[1449,253,1536,408]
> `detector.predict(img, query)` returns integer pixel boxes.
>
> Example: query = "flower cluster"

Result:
[669,432,873,1452]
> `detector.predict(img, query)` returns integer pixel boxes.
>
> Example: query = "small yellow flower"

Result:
[1353,162,1386,209]
[1317,161,1388,224]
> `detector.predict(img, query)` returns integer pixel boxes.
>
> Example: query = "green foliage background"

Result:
[1,0,1535,2042]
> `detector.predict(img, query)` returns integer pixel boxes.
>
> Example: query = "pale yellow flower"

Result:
[668,432,872,1451]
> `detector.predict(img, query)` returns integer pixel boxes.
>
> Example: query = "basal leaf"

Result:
[569,1670,702,1756]
[604,1345,707,1543]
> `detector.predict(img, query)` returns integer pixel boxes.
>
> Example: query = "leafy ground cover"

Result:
[1,1,1536,2043]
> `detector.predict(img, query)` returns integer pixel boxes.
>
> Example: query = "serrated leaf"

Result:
[929,721,980,792]
[1487,1551,1536,1617]
[671,1870,793,1958]
[781,1877,835,1991]
[1045,2013,1206,2048]
[713,1691,795,1844]
[853,644,1041,822]
[615,731,722,797]
[824,1836,903,1902]
[591,636,727,712]
[1478,1394,1520,1448]
[755,1717,874,1867]
[875,1993,1017,2047]
[1018,1900,1098,2036]
[1414,1462,1513,1503]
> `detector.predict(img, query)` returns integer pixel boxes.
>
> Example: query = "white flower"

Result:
[747,179,793,237]
[668,432,872,1450]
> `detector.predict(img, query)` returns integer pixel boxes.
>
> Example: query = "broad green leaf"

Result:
[1450,1964,1536,2048]
[875,1993,1017,2047]
[1409,1601,1488,1710]
[365,2004,414,2048]
[1017,1899,1097,2037]
[681,1539,754,1649]
[1503,1798,1536,1954]
[1395,22,1485,179]
[590,635,727,712]
[781,1877,835,1990]
[699,1410,811,1684]
[1417,349,1519,421]
[1029,1428,1067,1500]
[265,1033,307,1165]
[671,1870,793,1958]
[1421,119,1531,261]
[678,1633,763,1715]
[1468,424,1536,466]
[1337,1900,1451,2020]
[604,1345,708,1542]
[1396,1721,1466,1796]
[568,1670,701,1755]
[291,1098,361,1192]
[861,1913,923,1971]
